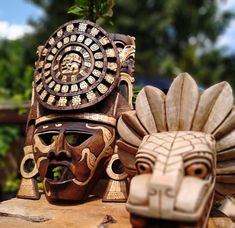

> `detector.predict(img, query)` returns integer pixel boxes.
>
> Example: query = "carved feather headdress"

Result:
[117,73,235,199]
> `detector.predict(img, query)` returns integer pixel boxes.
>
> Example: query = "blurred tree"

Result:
[0,39,33,100]
[103,0,234,87]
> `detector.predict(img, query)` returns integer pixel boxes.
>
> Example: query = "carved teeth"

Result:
[57,41,63,48]
[61,85,69,93]
[97,83,108,94]
[71,75,77,82]
[36,83,43,93]
[51,48,58,54]
[105,75,114,84]
[78,23,87,32]
[40,90,48,100]
[70,35,77,42]
[87,76,96,84]
[47,95,55,105]
[106,49,116,57]
[71,84,78,92]
[49,37,55,46]
[77,35,85,42]
[63,37,70,44]
[45,63,51,69]
[94,52,103,59]
[80,81,88,90]
[57,97,67,106]
[84,38,92,46]
[72,96,81,106]
[47,55,54,61]
[86,91,96,102]
[57,29,63,37]
[90,27,99,36]
[92,69,101,77]
[48,81,55,89]
[95,61,103,68]
[90,44,99,52]
[99,36,109,45]
[66,24,74,32]
[54,84,61,92]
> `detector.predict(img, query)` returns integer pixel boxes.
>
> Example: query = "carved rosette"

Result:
[34,20,120,110]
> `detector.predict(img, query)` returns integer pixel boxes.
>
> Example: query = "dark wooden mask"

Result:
[17,20,135,202]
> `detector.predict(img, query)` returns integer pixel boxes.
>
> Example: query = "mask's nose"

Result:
[148,168,183,218]
[47,133,71,160]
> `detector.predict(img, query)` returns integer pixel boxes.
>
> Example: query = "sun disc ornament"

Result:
[34,20,120,110]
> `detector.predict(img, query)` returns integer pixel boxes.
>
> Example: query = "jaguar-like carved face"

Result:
[127,131,216,228]
[33,120,115,202]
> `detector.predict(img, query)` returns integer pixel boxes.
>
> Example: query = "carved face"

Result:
[127,131,216,227]
[33,120,115,201]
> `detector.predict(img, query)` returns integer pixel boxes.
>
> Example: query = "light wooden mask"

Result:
[117,73,235,227]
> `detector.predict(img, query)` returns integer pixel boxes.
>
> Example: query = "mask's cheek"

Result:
[71,149,92,182]
[175,176,213,213]
[33,135,55,179]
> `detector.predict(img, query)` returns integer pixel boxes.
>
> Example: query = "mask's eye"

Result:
[65,133,91,147]
[136,162,152,174]
[185,163,209,179]
[39,133,59,145]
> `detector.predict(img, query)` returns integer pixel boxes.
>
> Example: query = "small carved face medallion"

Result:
[33,120,114,201]
[127,131,216,227]
[61,53,82,75]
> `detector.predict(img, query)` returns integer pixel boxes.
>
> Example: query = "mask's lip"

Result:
[45,161,74,185]
[45,177,73,185]
[126,182,214,225]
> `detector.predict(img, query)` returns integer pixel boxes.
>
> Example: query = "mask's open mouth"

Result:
[46,164,74,183]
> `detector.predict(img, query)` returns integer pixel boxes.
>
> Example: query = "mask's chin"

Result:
[43,163,89,202]
[129,191,214,228]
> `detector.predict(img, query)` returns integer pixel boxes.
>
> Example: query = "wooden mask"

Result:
[17,20,135,202]
[117,73,235,227]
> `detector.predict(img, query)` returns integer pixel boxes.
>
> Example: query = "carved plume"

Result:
[117,72,235,199]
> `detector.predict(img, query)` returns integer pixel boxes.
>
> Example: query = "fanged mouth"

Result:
[130,193,213,228]
[46,164,74,183]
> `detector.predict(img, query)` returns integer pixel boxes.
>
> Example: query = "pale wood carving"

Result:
[17,20,135,203]
[117,73,235,227]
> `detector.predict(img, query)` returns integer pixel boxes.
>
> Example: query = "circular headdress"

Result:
[34,20,120,110]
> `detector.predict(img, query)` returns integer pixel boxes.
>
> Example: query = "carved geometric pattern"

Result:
[34,20,120,110]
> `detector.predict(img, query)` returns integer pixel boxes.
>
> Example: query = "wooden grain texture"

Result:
[192,81,233,133]
[122,111,148,138]
[214,107,235,140]
[18,19,136,203]
[136,86,166,133]
[116,73,235,227]
[166,72,199,131]
[117,116,142,147]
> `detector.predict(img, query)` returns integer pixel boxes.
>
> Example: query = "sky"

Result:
[0,0,42,40]
[0,0,235,53]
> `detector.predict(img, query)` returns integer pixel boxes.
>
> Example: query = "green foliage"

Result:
[3,171,20,192]
[132,85,142,107]
[0,126,19,170]
[36,176,43,189]
[0,39,33,101]
[68,0,115,22]
[213,200,222,209]
[52,167,63,180]
[103,0,235,88]
[0,126,19,157]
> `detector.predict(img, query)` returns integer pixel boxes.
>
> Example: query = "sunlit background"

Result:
[0,0,235,200]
